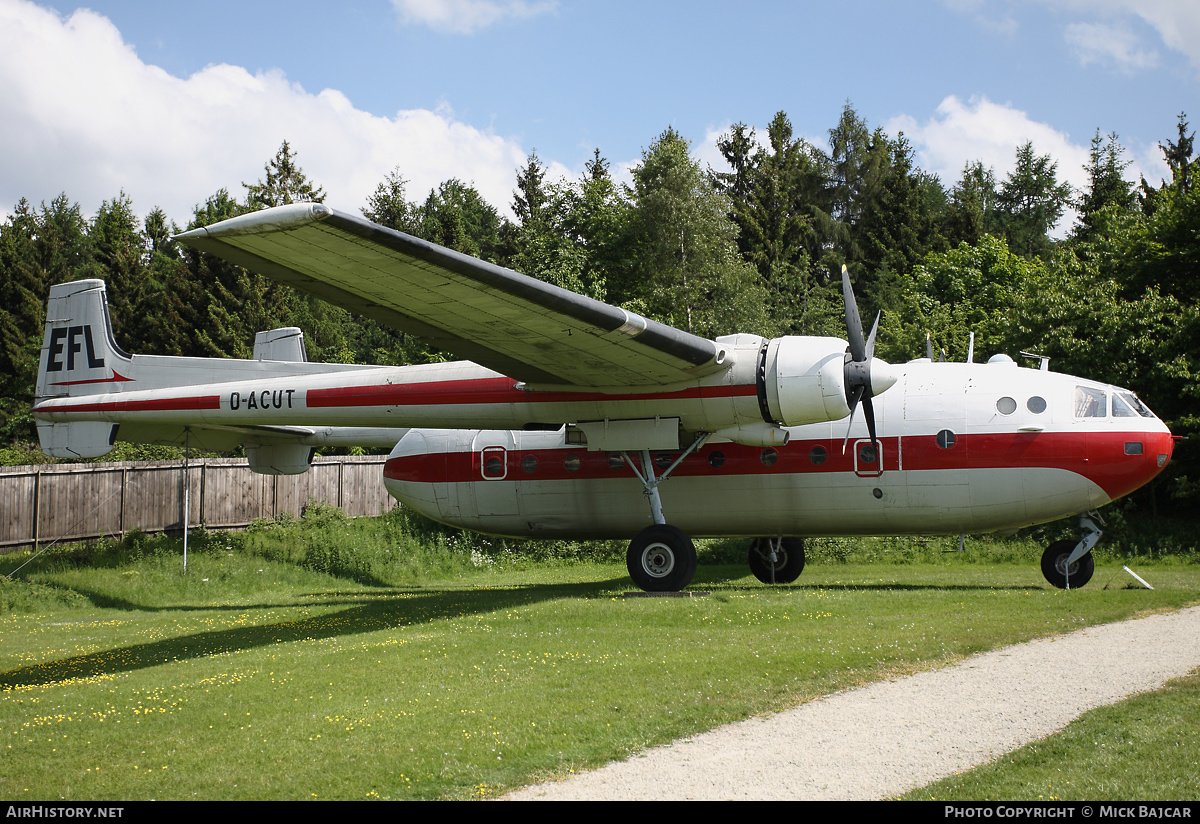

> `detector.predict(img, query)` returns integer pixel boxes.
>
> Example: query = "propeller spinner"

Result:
[840,265,897,457]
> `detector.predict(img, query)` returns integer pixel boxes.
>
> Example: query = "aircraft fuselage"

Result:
[382,359,1173,539]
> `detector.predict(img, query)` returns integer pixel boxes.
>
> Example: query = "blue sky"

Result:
[2,0,1197,226]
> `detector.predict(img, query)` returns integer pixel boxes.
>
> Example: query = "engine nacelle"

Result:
[761,336,853,427]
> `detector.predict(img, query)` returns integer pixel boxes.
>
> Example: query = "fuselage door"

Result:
[471,430,519,516]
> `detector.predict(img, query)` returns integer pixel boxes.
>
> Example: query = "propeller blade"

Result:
[926,333,934,361]
[863,395,878,458]
[842,384,864,454]
[841,265,867,363]
[865,310,880,361]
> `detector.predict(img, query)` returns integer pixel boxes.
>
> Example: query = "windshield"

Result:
[1115,390,1156,419]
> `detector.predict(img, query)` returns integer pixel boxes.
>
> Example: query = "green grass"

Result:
[902,671,1200,801]
[1,511,1198,800]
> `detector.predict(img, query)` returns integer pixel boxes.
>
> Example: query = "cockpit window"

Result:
[1117,390,1155,418]
[1112,392,1137,418]
[1075,385,1107,418]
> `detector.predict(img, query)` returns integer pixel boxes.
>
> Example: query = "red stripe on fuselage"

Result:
[384,430,1173,502]
[306,376,756,408]
[45,395,222,414]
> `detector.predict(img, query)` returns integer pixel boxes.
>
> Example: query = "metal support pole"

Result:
[182,429,190,574]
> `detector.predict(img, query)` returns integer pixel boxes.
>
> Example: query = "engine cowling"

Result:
[760,336,898,428]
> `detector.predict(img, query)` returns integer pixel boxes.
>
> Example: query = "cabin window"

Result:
[707,451,725,468]
[655,453,674,470]
[936,429,956,449]
[809,446,827,466]
[1125,442,1144,455]
[564,455,581,472]
[1075,385,1107,418]
[521,455,538,474]
[997,396,1017,415]
[608,453,625,471]
[760,448,778,467]
[857,443,877,464]
[1027,396,1047,414]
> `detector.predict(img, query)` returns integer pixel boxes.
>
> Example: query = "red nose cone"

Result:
[1084,430,1174,502]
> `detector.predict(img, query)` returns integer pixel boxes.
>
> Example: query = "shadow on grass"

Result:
[0,577,626,690]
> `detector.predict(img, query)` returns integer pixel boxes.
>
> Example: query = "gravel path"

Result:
[506,605,1200,801]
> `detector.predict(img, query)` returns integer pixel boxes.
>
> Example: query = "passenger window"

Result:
[1075,386,1107,418]
[997,397,1017,415]
[1027,396,1047,414]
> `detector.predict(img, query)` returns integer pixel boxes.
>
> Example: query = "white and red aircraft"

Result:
[32,203,1173,591]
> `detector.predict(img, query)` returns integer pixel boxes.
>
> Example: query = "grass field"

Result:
[1,508,1198,800]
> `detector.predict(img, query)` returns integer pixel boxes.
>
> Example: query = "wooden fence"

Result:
[0,456,395,550]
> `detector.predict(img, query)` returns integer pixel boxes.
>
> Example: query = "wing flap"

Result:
[176,204,726,387]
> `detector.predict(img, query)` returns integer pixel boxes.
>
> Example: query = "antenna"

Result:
[1020,351,1051,371]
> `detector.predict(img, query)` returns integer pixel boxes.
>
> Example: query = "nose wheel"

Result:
[1040,512,1103,589]
[1041,540,1095,589]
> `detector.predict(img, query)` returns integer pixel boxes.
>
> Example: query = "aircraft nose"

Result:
[1089,428,1175,502]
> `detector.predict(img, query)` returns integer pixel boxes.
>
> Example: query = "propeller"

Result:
[840,265,895,461]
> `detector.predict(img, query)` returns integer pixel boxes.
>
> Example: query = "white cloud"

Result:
[1065,21,1159,72]
[888,95,1091,191]
[391,0,558,35]
[0,0,531,224]
[888,94,1173,235]
[1033,0,1200,72]
[1131,0,1200,68]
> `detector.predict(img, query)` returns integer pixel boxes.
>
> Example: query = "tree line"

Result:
[1,104,1197,509]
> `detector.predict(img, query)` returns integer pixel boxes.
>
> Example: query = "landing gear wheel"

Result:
[1041,540,1095,589]
[748,537,806,584]
[627,524,697,592]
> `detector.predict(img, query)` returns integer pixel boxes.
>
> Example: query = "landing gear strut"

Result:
[622,436,708,592]
[748,537,805,584]
[1041,512,1103,589]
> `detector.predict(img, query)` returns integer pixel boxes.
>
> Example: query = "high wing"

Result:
[175,204,727,388]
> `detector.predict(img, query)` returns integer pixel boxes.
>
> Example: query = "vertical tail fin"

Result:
[36,279,131,400]
[35,280,130,458]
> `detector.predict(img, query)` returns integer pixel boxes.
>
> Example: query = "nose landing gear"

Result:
[1040,512,1103,589]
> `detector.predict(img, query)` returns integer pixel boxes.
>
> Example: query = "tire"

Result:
[748,537,806,584]
[1041,539,1095,589]
[627,524,697,592]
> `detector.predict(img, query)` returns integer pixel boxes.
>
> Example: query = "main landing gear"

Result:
[1040,512,1103,589]
[620,437,809,591]
[621,439,707,592]
[748,537,806,584]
